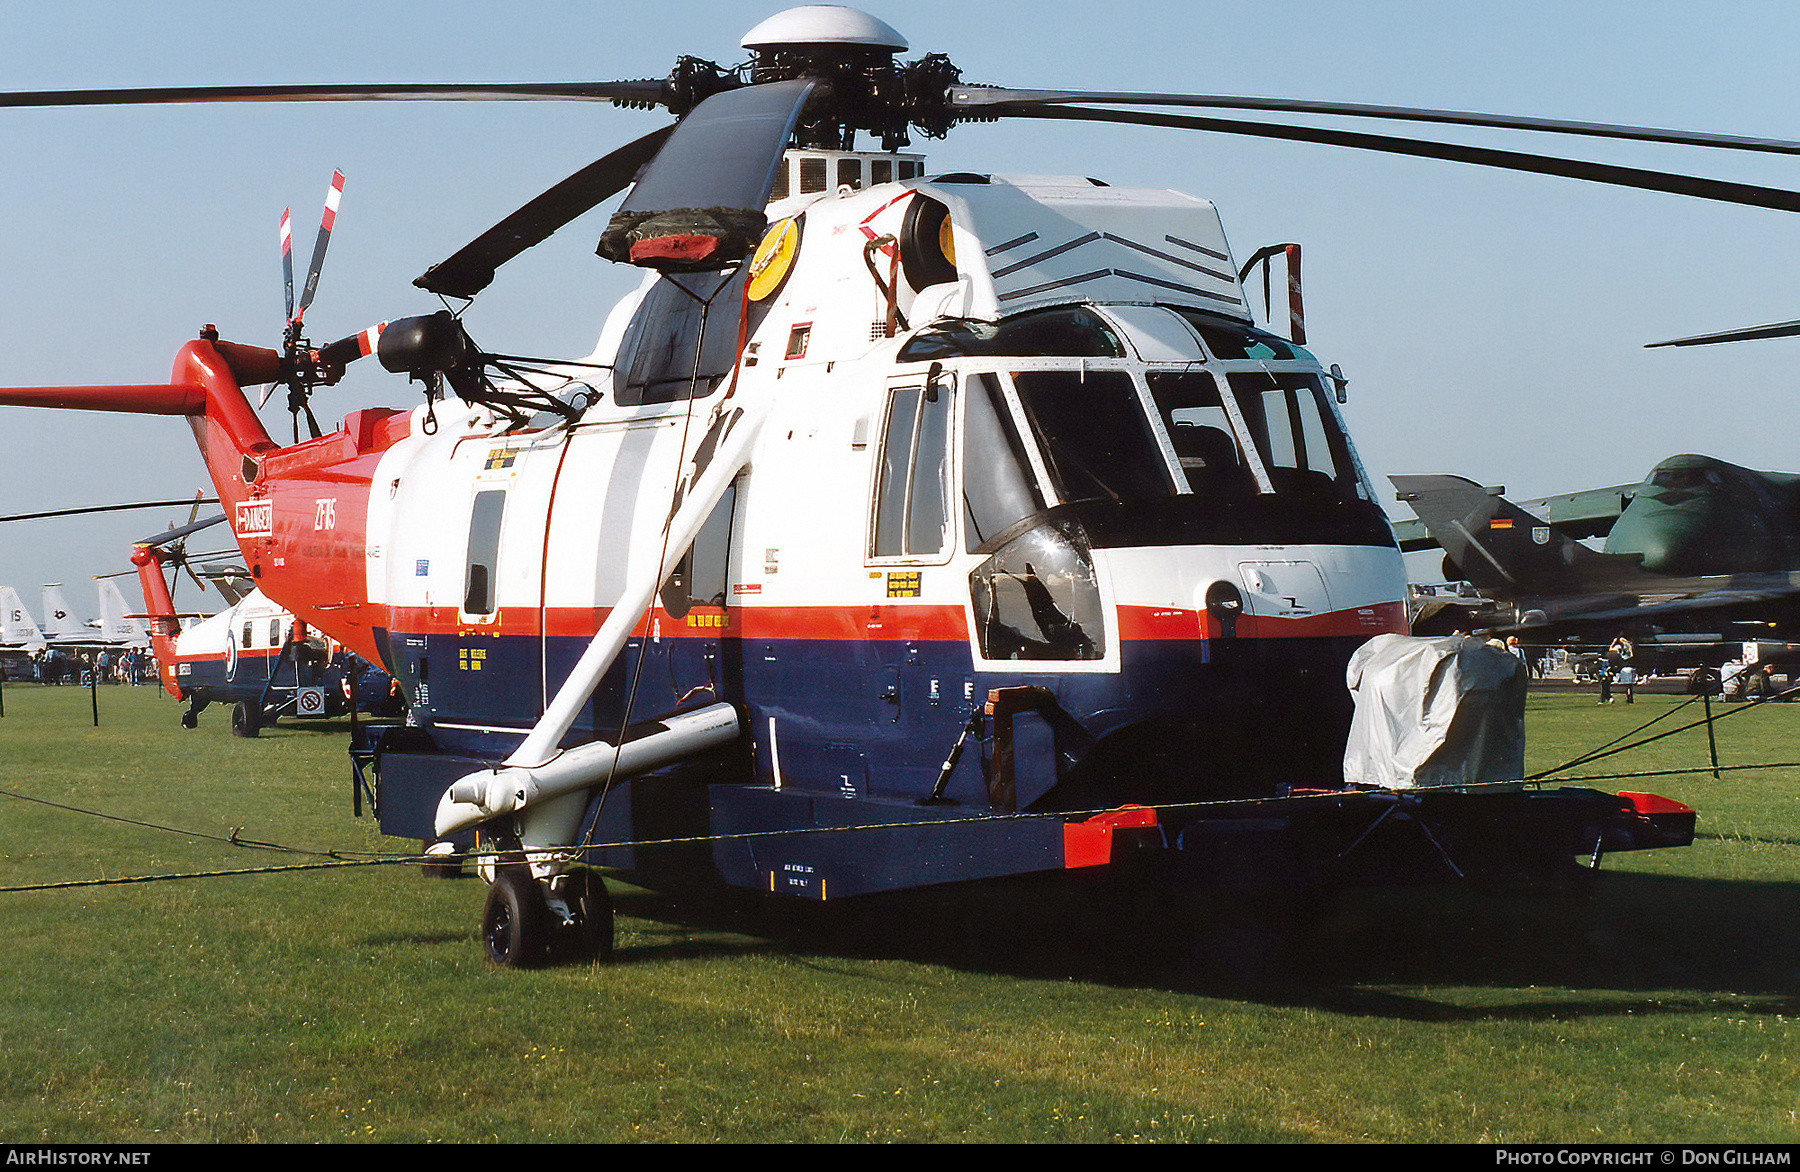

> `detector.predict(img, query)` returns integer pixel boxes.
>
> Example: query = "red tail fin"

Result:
[129,546,183,699]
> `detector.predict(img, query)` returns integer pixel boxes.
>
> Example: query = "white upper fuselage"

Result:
[354,163,1405,725]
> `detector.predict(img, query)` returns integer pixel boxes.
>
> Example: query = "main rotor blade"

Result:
[0,81,667,108]
[994,105,1800,214]
[0,498,220,525]
[1647,319,1800,347]
[416,124,676,298]
[599,80,817,270]
[951,87,1800,156]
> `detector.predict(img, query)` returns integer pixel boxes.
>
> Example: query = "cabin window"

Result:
[242,622,253,649]
[269,619,283,647]
[1146,372,1258,499]
[614,269,748,405]
[464,489,506,615]
[873,381,953,558]
[1011,371,1172,503]
[660,482,738,619]
[961,373,1044,551]
[1225,372,1359,503]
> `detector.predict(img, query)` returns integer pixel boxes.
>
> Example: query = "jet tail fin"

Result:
[96,579,149,649]
[1391,474,1608,593]
[39,584,86,642]
[1,586,46,651]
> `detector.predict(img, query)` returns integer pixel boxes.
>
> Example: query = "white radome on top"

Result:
[741,6,908,52]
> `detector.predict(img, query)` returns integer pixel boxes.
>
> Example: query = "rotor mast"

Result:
[732,6,959,153]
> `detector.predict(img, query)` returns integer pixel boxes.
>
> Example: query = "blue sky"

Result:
[2,0,1798,611]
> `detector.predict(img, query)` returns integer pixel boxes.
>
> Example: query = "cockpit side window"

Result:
[873,381,953,559]
[961,373,1045,552]
[1011,371,1172,503]
[1226,373,1359,503]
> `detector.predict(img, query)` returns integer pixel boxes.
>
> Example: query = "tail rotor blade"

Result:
[296,170,344,322]
[280,208,295,324]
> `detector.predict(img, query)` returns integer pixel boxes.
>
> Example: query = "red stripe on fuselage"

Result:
[1115,601,1408,641]
[382,599,1406,645]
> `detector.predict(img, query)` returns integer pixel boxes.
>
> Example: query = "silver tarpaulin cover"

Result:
[1342,633,1527,789]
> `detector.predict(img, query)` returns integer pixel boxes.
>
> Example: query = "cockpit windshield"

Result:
[1170,308,1308,362]
[1649,466,1724,490]
[898,307,1126,362]
[1011,371,1173,503]
[1143,372,1257,499]
[1229,372,1360,502]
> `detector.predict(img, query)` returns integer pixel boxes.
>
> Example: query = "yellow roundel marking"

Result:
[938,213,956,267]
[748,217,801,301]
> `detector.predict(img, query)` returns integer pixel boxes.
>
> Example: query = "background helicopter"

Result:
[128,522,403,734]
[1392,456,1800,666]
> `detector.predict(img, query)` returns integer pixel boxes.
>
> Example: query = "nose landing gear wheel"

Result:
[230,700,260,737]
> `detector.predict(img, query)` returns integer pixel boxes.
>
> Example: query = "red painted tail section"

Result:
[0,337,408,665]
[129,546,184,699]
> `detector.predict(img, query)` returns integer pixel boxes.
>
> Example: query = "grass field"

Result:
[0,682,1795,1142]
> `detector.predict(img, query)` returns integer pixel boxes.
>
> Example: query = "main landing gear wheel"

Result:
[230,700,261,738]
[180,709,198,730]
[482,866,550,968]
[555,869,615,963]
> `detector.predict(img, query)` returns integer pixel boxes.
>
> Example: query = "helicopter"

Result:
[0,5,1761,965]
[129,530,403,735]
